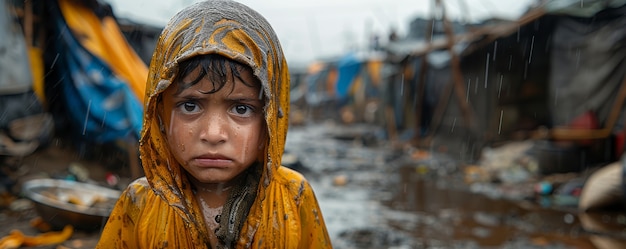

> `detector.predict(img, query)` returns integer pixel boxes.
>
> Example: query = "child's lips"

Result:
[193,154,232,168]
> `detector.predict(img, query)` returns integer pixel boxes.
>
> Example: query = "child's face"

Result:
[161,65,265,186]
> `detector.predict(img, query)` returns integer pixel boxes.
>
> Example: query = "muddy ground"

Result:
[1,122,626,248]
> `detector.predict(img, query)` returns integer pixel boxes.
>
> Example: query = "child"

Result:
[96,0,332,248]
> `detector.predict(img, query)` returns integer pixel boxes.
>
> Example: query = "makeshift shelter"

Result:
[299,52,384,123]
[43,0,147,143]
[381,15,469,144]
[0,0,51,157]
[399,0,626,168]
[1,0,148,177]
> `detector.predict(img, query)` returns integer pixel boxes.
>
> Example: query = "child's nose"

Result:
[200,114,228,144]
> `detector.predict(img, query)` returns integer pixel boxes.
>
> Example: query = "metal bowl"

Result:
[21,178,121,231]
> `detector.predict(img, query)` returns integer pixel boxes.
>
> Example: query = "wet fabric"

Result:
[336,53,361,99]
[57,0,148,102]
[548,5,626,127]
[96,1,332,248]
[47,0,144,142]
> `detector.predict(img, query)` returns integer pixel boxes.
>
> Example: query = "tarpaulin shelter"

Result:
[1,0,148,169]
[300,52,384,123]
[41,0,148,143]
[336,53,361,100]
[396,0,626,167]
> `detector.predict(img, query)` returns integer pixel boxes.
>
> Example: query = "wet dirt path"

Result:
[1,122,625,248]
[287,122,626,248]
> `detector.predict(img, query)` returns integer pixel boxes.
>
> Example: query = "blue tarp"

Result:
[335,53,361,99]
[50,1,143,142]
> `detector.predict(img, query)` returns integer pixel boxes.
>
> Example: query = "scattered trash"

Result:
[68,163,89,182]
[0,225,73,249]
[534,181,553,195]
[333,175,349,187]
[105,173,119,187]
[463,165,490,183]
[8,199,32,212]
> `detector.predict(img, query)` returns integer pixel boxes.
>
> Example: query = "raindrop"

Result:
[508,55,513,71]
[498,109,503,135]
[554,88,559,106]
[430,21,435,43]
[101,112,107,128]
[400,74,405,97]
[466,79,471,103]
[450,118,456,133]
[474,77,478,93]
[524,63,529,80]
[493,41,498,62]
[528,36,535,65]
[484,53,490,88]
[498,75,503,99]
[82,100,92,135]
[50,53,59,69]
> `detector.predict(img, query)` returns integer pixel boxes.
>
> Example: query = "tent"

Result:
[417,0,626,166]
[43,0,148,143]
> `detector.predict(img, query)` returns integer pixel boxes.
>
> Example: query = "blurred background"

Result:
[0,0,625,248]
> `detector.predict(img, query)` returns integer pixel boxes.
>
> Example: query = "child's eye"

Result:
[177,101,201,114]
[230,104,255,117]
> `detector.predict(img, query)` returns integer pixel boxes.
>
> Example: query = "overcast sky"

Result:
[105,0,538,64]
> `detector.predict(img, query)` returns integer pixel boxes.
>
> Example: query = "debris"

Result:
[534,181,553,195]
[463,165,490,183]
[105,173,119,187]
[410,150,430,160]
[8,199,32,212]
[30,217,52,233]
[0,225,73,249]
[333,175,348,186]
[415,164,429,176]
[68,163,89,182]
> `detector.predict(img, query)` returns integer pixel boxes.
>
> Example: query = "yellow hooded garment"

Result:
[96,1,332,248]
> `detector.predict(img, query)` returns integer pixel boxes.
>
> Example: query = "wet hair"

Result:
[172,54,260,95]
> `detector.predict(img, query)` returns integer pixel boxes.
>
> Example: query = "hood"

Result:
[138,0,289,233]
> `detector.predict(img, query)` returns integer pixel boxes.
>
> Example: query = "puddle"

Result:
[286,123,626,248]
[383,165,626,248]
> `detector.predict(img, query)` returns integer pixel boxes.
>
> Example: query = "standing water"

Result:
[285,122,626,249]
